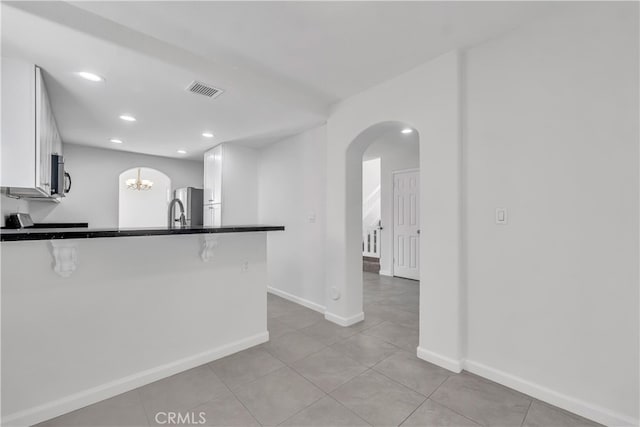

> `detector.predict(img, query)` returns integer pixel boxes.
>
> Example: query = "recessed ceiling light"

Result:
[119,115,136,122]
[401,128,413,134]
[77,71,104,82]
[177,149,187,154]
[202,132,214,138]
[109,138,123,144]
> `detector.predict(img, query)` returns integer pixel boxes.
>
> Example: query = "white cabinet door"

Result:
[393,170,420,280]
[203,150,214,202]
[204,203,221,227]
[1,60,61,198]
[35,66,58,196]
[203,144,222,204]
[1,58,36,189]
[51,107,62,155]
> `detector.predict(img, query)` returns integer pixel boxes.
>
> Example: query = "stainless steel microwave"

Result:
[51,154,71,196]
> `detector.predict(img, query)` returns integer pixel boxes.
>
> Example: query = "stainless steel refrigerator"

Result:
[173,187,203,226]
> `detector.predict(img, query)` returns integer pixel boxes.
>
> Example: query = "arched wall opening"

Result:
[118,167,172,228]
[323,51,462,372]
[362,126,420,277]
[342,121,420,317]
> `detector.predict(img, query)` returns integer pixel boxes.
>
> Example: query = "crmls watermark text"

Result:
[155,412,206,425]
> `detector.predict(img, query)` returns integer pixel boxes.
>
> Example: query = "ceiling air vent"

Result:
[186,81,224,99]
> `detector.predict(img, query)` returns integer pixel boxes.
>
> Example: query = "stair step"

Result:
[363,256,380,273]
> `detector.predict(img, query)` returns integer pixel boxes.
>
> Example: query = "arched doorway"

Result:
[118,167,171,228]
[324,52,462,371]
[359,122,421,351]
[325,121,419,325]
[362,127,420,279]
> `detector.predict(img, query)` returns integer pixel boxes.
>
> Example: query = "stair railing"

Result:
[362,220,381,258]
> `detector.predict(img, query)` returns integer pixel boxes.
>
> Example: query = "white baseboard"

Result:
[267,286,326,314]
[267,287,364,328]
[324,311,365,326]
[464,359,638,427]
[2,332,269,427]
[379,269,392,277]
[416,346,463,373]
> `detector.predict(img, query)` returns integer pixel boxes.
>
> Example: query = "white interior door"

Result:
[393,170,420,280]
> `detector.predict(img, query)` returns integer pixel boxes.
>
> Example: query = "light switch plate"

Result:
[495,208,508,225]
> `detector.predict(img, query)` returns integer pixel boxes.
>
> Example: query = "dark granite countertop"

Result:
[0,225,285,242]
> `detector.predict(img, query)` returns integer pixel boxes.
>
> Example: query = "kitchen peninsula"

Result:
[1,225,283,426]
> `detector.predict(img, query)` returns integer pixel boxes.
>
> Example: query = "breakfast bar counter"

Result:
[1,226,283,426]
[0,224,285,241]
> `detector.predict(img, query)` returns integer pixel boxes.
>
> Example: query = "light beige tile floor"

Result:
[35,273,601,427]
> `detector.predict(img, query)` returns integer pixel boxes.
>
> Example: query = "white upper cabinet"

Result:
[203,143,258,226]
[203,144,223,226]
[203,144,222,205]
[1,58,62,199]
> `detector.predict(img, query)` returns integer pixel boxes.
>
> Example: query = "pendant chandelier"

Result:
[126,168,154,191]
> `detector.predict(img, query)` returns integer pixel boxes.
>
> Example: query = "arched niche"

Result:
[118,167,171,228]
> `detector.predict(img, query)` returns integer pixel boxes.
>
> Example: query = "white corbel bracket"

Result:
[50,240,79,277]
[200,235,218,262]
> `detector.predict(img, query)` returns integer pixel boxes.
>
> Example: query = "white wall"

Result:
[221,144,258,226]
[363,133,419,275]
[28,144,202,228]
[325,52,462,362]
[257,124,419,312]
[7,4,631,426]
[362,158,380,216]
[118,167,171,228]
[319,3,638,424]
[257,126,327,311]
[0,194,29,227]
[464,3,638,425]
[1,232,268,426]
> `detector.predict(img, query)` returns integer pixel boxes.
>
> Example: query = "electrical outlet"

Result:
[241,261,249,272]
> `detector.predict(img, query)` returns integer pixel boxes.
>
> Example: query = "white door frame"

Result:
[392,168,420,280]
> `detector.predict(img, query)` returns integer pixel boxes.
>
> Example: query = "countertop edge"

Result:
[0,226,285,242]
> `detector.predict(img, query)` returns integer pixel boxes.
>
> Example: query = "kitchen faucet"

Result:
[168,198,187,228]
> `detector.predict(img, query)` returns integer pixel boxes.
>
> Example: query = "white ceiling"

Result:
[2,1,556,160]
